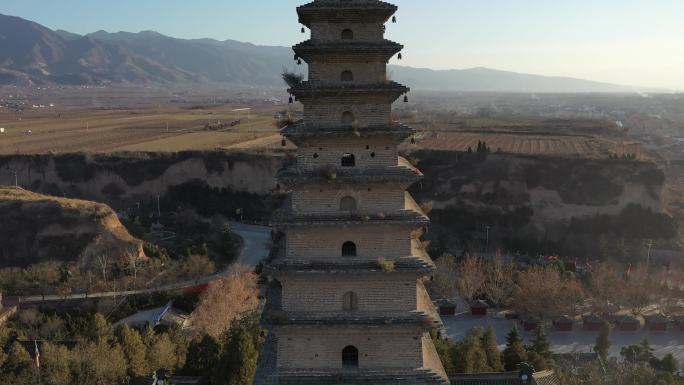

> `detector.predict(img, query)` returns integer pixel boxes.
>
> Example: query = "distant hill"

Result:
[0,13,658,92]
[388,66,646,93]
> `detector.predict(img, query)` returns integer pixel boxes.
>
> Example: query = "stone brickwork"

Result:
[278,273,419,313]
[309,62,387,83]
[285,225,412,259]
[255,1,448,384]
[297,136,398,170]
[303,103,392,128]
[291,185,405,214]
[276,327,423,369]
[311,23,384,42]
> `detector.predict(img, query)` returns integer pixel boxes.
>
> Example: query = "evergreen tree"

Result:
[639,337,655,363]
[117,325,149,377]
[654,353,678,374]
[482,327,504,372]
[41,342,74,385]
[0,341,35,385]
[460,328,490,373]
[505,326,522,346]
[529,326,551,358]
[594,323,611,361]
[71,340,127,385]
[213,313,264,385]
[147,333,180,372]
[91,313,113,343]
[502,326,527,371]
[167,324,189,370]
[221,224,236,261]
[184,334,221,378]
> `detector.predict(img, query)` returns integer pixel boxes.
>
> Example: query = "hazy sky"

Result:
[3,0,683,89]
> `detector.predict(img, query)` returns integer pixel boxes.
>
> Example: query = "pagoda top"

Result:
[297,0,397,26]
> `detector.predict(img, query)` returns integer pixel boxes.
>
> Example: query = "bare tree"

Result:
[619,266,653,317]
[482,252,516,307]
[94,253,110,286]
[457,255,487,302]
[513,266,585,321]
[589,263,624,316]
[432,254,458,299]
[191,264,259,338]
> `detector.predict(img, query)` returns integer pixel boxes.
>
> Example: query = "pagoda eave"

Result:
[263,311,439,328]
[293,40,403,62]
[297,1,397,26]
[289,82,409,98]
[271,213,429,227]
[267,256,436,275]
[281,122,415,145]
[277,167,423,187]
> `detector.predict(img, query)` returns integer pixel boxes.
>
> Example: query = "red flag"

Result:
[34,341,40,368]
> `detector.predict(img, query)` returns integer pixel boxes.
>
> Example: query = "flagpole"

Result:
[34,340,41,384]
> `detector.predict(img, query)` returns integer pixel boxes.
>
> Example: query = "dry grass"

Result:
[0,105,282,154]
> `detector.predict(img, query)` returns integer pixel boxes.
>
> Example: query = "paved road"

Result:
[232,222,272,266]
[7,222,272,305]
[443,311,684,366]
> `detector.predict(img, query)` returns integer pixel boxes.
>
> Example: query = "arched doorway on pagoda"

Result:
[342,345,359,368]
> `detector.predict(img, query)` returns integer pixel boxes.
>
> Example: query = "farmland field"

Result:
[412,131,648,160]
[0,105,284,154]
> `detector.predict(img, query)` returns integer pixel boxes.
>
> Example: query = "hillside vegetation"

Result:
[0,186,144,267]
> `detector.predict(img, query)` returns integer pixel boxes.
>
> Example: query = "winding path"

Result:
[3,222,272,306]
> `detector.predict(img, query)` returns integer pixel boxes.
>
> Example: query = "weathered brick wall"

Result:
[309,62,386,84]
[285,224,412,259]
[278,274,418,313]
[297,137,397,170]
[276,327,423,369]
[310,22,383,42]
[303,103,391,128]
[291,185,405,214]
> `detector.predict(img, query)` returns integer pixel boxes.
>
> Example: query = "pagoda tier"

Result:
[265,369,449,385]
[293,39,403,62]
[289,81,409,100]
[297,1,398,26]
[271,195,429,227]
[263,311,439,328]
[282,121,414,143]
[267,255,435,275]
[277,158,422,187]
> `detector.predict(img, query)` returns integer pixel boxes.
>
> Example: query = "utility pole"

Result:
[646,240,653,270]
[485,225,491,256]
[156,195,161,221]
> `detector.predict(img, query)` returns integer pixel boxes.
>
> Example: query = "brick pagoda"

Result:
[254,1,448,384]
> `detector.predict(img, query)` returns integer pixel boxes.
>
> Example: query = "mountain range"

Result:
[0,13,658,93]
